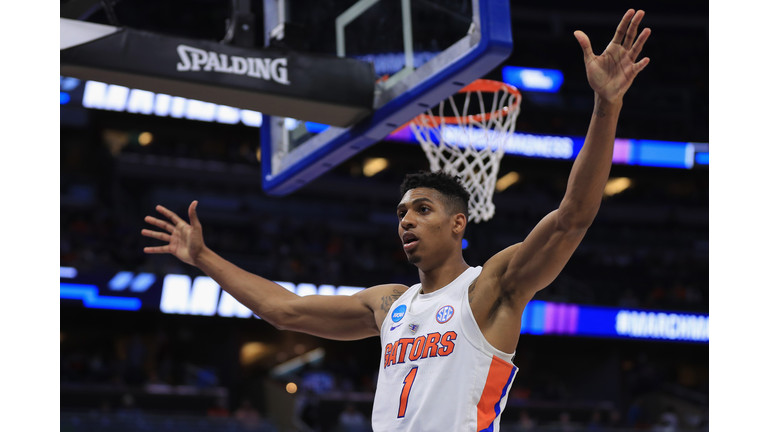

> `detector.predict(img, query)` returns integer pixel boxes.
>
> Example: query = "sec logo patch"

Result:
[436,305,454,324]
[391,305,407,323]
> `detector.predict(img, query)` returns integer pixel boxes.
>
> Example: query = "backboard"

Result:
[261,0,512,195]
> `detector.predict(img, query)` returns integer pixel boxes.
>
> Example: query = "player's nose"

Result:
[400,210,416,230]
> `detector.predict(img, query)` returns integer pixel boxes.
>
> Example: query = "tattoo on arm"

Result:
[380,289,404,313]
[594,106,606,118]
[468,280,477,303]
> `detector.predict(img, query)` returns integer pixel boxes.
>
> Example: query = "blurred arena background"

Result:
[59,1,708,431]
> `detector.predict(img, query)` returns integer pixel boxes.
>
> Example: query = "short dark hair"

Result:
[400,171,470,217]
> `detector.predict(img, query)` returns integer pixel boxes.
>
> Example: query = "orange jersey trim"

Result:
[476,355,517,432]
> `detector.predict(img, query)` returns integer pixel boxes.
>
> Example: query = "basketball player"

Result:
[142,9,650,431]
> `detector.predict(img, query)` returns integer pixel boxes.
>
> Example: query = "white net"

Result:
[409,80,521,222]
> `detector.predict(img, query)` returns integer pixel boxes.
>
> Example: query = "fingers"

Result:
[188,200,201,229]
[623,10,645,51]
[144,215,175,233]
[574,30,594,63]
[144,245,171,254]
[633,57,651,75]
[155,205,184,225]
[141,229,171,242]
[610,9,635,46]
[629,28,651,62]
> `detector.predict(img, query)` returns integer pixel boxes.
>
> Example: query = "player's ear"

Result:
[452,212,467,235]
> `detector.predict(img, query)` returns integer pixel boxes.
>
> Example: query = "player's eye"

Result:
[420,206,429,213]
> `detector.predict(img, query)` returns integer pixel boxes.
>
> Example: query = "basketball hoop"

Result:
[408,79,522,223]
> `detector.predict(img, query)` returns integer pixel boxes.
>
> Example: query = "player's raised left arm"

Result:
[489,9,651,302]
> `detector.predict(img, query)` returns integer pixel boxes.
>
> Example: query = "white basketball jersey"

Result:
[371,266,518,432]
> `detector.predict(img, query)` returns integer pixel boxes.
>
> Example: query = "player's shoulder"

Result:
[471,243,525,304]
[355,283,411,313]
[480,242,523,279]
[356,283,410,300]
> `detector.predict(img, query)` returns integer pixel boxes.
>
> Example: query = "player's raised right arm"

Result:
[142,201,403,341]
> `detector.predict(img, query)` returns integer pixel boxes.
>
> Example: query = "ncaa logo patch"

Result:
[436,305,454,324]
[391,305,407,323]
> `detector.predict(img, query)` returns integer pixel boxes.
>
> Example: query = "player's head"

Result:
[398,171,470,267]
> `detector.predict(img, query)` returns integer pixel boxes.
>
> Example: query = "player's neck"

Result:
[417,253,470,294]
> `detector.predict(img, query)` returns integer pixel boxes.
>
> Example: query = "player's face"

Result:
[397,188,460,266]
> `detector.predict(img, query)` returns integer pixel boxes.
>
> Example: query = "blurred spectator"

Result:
[557,411,574,432]
[586,410,604,431]
[653,406,679,432]
[627,401,643,428]
[606,409,623,428]
[338,403,368,432]
[125,333,147,385]
[234,400,262,430]
[116,394,142,418]
[513,410,536,431]
[299,389,322,429]
[207,396,230,417]
[618,288,640,308]
[99,399,112,414]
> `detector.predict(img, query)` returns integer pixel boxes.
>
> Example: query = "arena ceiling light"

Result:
[138,132,153,146]
[240,342,271,366]
[363,158,389,177]
[604,177,633,196]
[495,171,520,192]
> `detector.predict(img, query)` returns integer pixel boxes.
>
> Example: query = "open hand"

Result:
[574,9,651,103]
[142,201,205,266]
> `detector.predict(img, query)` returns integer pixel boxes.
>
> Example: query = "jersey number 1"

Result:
[397,367,418,418]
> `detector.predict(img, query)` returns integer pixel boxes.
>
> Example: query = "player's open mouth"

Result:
[402,232,419,251]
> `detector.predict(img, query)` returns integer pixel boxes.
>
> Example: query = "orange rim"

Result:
[457,79,519,95]
[392,79,521,133]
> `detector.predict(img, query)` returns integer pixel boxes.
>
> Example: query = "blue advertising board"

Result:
[61,267,708,343]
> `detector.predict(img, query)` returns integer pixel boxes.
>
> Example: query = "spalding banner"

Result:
[175,45,290,85]
[60,19,375,126]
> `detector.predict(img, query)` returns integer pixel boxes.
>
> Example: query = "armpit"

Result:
[468,279,478,303]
